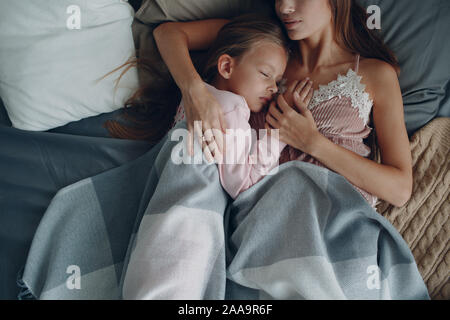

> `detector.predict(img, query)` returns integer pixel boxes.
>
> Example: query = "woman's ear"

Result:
[217,54,235,79]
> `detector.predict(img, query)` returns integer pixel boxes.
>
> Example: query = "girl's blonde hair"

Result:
[202,13,290,84]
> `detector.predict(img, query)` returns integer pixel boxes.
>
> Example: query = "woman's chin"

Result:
[286,29,307,41]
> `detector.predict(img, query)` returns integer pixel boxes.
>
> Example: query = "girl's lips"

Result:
[260,97,271,104]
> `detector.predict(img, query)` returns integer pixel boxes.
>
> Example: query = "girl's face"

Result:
[274,0,333,40]
[219,41,287,112]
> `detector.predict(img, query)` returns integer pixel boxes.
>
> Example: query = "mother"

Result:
[153,0,412,208]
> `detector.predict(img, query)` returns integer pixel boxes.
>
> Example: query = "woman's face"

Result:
[274,0,333,40]
[223,41,288,113]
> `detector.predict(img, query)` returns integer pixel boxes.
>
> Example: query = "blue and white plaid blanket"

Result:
[18,121,429,300]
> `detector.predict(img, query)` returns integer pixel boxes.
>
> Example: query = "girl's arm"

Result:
[218,99,287,199]
[284,61,412,207]
[153,19,230,157]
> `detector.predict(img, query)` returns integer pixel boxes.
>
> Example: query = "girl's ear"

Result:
[217,54,235,79]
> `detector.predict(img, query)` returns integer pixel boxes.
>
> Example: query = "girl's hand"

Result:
[264,78,320,154]
[182,82,228,162]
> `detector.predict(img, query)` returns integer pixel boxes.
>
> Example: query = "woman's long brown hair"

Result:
[327,0,398,162]
[330,0,399,74]
[102,53,182,145]
[332,0,399,162]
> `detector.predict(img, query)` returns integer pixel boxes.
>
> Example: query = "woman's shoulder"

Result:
[359,57,397,74]
[358,57,399,101]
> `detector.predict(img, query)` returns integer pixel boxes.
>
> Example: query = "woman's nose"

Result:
[279,0,296,15]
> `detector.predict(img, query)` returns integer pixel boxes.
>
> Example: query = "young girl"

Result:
[170,15,315,199]
[107,14,314,200]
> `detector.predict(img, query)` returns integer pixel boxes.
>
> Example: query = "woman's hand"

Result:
[153,20,230,162]
[182,81,228,162]
[264,78,320,154]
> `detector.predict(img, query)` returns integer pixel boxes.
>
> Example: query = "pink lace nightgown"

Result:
[282,54,377,207]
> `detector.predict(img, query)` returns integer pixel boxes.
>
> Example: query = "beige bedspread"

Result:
[375,117,449,300]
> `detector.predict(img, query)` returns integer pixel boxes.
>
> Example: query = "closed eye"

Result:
[260,71,270,78]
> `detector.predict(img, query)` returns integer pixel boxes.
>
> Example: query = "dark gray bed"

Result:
[0,99,153,299]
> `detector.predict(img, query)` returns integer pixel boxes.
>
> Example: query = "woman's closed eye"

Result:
[260,71,270,78]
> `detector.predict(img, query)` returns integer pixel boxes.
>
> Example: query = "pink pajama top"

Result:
[171,82,287,199]
[172,54,378,207]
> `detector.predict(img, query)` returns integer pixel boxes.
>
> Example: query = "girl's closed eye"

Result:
[260,71,270,78]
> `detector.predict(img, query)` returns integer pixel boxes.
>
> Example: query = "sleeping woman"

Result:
[150,0,413,209]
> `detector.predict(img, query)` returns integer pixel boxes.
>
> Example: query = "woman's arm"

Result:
[267,62,413,207]
[153,19,229,90]
[153,19,230,158]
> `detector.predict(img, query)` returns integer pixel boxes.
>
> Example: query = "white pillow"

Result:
[0,0,139,131]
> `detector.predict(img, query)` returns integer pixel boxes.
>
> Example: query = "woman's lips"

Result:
[284,20,301,30]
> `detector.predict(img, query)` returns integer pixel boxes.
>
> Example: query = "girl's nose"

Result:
[269,83,279,94]
[279,0,296,15]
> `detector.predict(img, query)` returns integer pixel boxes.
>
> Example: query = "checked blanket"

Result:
[18,121,429,300]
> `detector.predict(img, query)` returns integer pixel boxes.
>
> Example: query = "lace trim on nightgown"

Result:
[308,68,374,125]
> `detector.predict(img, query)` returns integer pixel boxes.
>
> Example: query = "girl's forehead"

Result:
[241,48,288,84]
[243,42,288,60]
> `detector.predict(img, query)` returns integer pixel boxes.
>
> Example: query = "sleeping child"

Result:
[170,15,314,199]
